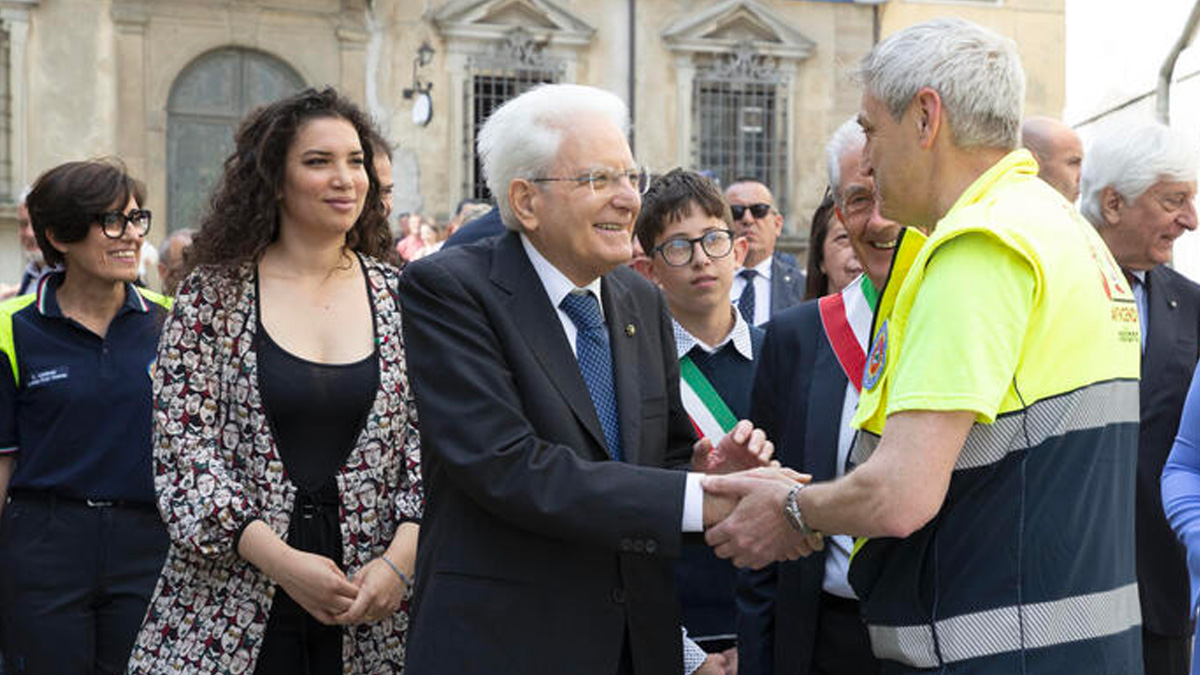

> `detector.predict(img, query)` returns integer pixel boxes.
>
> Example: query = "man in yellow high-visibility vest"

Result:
[705,17,1142,674]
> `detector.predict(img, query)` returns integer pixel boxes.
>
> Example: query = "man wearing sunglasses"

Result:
[725,180,805,326]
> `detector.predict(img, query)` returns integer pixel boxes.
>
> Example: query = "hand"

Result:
[273,550,359,625]
[703,471,823,569]
[692,420,773,474]
[335,557,409,625]
[694,653,727,675]
[720,646,738,675]
[0,284,18,301]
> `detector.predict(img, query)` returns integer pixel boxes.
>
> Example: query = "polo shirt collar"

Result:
[673,307,754,360]
[36,272,151,318]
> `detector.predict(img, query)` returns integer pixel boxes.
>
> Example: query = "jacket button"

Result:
[632,540,645,553]
[610,588,626,604]
[619,538,633,552]
[645,540,658,554]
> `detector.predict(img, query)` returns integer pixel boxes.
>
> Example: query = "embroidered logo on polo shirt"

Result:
[28,366,69,388]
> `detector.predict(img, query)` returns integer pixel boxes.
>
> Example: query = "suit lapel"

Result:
[490,233,609,458]
[1143,266,1176,400]
[806,334,848,480]
[602,272,642,464]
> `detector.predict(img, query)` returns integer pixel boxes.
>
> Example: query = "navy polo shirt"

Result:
[0,273,171,503]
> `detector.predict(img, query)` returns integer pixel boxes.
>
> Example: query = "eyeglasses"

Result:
[1153,190,1197,217]
[652,229,736,267]
[95,209,152,239]
[531,167,650,195]
[730,203,773,220]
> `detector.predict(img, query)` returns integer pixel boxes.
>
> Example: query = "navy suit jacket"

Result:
[399,231,695,674]
[736,300,848,675]
[1137,264,1200,637]
[769,252,806,316]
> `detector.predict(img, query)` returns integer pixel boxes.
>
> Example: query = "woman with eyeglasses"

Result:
[126,87,422,675]
[0,159,171,673]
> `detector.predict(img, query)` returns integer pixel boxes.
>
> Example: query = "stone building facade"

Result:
[0,0,1064,286]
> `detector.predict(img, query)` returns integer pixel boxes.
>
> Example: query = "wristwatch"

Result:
[784,483,817,537]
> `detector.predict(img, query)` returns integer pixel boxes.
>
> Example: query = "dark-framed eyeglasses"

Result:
[96,209,152,239]
[531,167,650,195]
[730,203,773,220]
[652,229,736,267]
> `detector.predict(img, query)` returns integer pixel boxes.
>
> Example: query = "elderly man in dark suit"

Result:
[736,118,897,675]
[1081,121,1200,675]
[725,179,805,326]
[399,83,770,675]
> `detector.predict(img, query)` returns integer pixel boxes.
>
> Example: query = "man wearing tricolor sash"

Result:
[636,168,764,674]
[705,18,1141,674]
[735,118,899,675]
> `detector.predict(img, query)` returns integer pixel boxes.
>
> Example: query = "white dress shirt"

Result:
[520,235,705,532]
[730,256,774,326]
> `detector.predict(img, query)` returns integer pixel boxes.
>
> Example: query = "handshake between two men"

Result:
[691,419,827,570]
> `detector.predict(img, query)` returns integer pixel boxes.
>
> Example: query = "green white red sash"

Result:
[679,355,737,440]
[818,275,877,392]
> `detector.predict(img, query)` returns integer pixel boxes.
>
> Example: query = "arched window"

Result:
[166,48,303,232]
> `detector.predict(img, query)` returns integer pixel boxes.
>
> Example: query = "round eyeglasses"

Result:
[95,209,152,239]
[652,229,736,267]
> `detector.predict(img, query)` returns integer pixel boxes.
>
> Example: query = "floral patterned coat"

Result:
[127,256,422,674]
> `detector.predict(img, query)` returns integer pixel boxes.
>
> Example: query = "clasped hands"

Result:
[692,420,825,570]
[274,550,408,626]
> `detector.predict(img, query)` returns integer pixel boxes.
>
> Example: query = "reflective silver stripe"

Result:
[868,583,1141,668]
[848,379,1138,470]
[955,379,1138,470]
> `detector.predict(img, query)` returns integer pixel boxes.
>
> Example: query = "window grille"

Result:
[692,42,789,215]
[465,28,562,201]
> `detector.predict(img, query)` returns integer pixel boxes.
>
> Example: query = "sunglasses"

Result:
[730,203,773,220]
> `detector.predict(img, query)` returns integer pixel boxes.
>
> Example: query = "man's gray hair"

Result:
[1080,121,1198,228]
[858,17,1025,150]
[477,84,630,230]
[826,118,865,203]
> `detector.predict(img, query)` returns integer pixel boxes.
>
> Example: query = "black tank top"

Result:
[253,267,379,560]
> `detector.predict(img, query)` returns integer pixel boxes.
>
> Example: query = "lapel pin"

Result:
[625,324,636,337]
[1170,300,1179,309]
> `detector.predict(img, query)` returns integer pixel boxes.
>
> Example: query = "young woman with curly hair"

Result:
[127,87,422,674]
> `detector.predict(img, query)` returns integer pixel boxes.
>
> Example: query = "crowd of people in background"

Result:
[1,14,1199,675]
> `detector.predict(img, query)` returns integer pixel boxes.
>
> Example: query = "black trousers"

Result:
[0,494,168,675]
[812,592,881,675]
[1143,627,1191,675]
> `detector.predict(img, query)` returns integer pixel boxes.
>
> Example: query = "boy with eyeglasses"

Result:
[635,168,764,672]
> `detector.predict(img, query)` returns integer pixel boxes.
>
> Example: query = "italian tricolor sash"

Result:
[818,275,877,392]
[679,355,737,440]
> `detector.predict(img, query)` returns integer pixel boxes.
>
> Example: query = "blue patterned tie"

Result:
[738,269,757,325]
[560,291,623,461]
